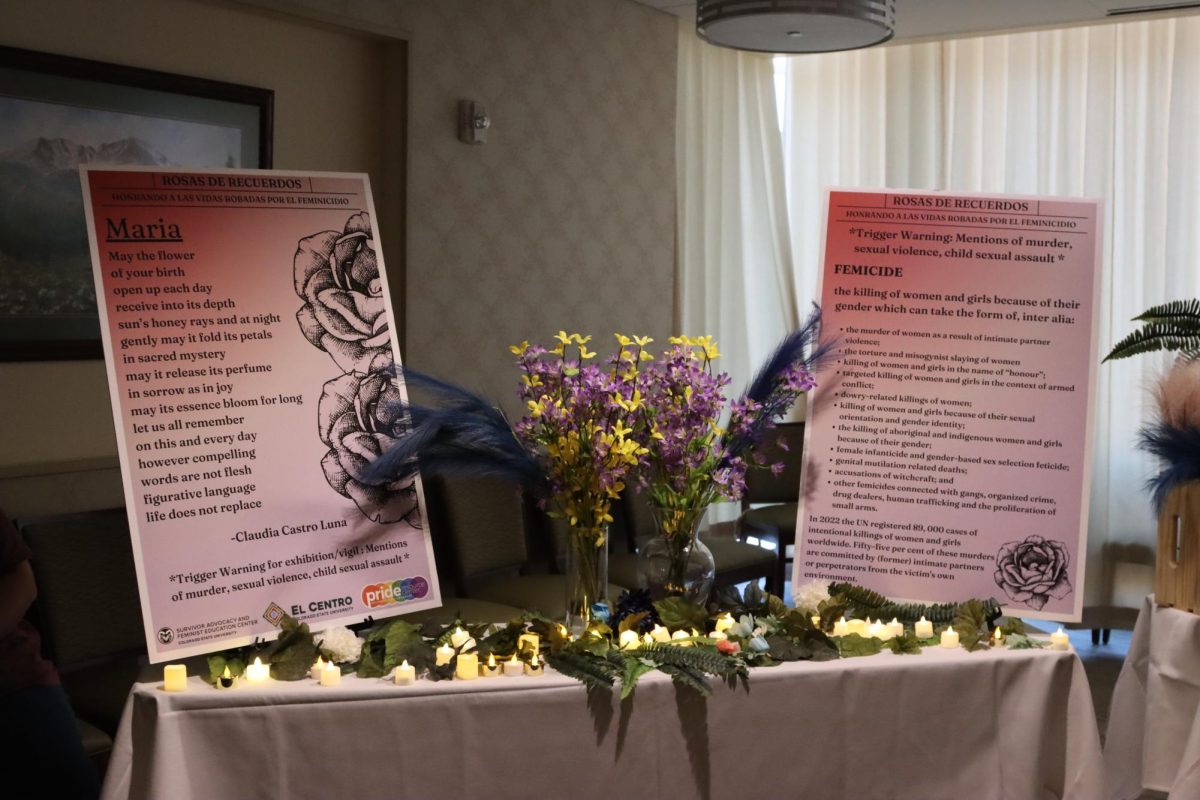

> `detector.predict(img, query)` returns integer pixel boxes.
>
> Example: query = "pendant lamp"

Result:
[697,0,896,54]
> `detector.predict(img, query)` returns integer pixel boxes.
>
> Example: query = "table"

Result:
[101,645,1104,800]
[1105,595,1200,799]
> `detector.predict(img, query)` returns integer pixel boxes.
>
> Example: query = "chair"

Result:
[17,508,148,777]
[738,422,805,593]
[421,475,623,619]
[621,490,780,595]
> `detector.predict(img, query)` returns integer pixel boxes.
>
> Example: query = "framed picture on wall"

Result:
[0,45,273,361]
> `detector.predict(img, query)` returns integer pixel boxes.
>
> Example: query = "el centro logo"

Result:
[362,576,429,609]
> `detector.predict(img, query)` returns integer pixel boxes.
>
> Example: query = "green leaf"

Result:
[619,655,656,699]
[765,635,813,662]
[818,594,848,630]
[206,653,245,685]
[885,632,923,655]
[658,663,712,696]
[263,615,320,681]
[618,611,649,635]
[997,617,1026,636]
[1003,633,1049,650]
[654,596,708,631]
[356,639,387,678]
[952,599,990,652]
[835,633,883,658]
[382,620,436,674]
[778,608,816,638]
[765,592,789,618]
[1103,320,1200,362]
[743,581,766,613]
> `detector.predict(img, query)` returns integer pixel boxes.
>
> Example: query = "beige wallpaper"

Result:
[398,0,678,412]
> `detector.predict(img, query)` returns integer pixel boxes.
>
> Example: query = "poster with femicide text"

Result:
[82,167,441,661]
[793,189,1101,621]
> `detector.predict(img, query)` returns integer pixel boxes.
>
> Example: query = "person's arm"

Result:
[0,559,37,637]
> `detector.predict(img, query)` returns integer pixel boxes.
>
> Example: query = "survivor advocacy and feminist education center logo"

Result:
[362,576,430,609]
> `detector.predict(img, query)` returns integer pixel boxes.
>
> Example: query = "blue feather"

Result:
[1138,422,1200,512]
[363,367,548,494]
[743,304,836,405]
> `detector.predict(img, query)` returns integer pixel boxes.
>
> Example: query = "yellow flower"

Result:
[510,340,530,355]
[527,400,542,417]
[703,343,720,359]
[634,335,654,346]
[550,344,565,356]
[650,424,665,440]
[612,420,632,439]
[571,333,592,344]
[579,346,596,359]
[668,335,687,345]
[614,389,643,412]
[614,334,633,347]
[521,374,542,387]
[639,350,653,361]
[555,331,572,345]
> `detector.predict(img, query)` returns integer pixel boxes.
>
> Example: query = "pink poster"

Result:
[793,189,1101,621]
[81,167,441,661]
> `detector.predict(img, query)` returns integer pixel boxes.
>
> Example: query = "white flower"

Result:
[316,625,364,663]
[795,580,831,614]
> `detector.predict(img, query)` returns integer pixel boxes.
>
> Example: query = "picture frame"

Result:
[0,45,273,361]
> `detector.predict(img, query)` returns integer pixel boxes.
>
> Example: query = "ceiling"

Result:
[631,0,1199,42]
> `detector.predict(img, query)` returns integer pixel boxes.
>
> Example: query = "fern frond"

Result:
[545,652,616,690]
[1103,322,1200,362]
[657,664,713,696]
[638,643,740,678]
[1133,299,1200,324]
[829,582,1000,624]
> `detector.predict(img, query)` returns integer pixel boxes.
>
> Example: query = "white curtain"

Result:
[677,16,1200,605]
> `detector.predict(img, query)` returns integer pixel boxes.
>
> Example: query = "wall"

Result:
[397,0,678,411]
[0,0,390,515]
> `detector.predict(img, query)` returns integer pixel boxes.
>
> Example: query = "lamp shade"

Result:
[697,0,895,54]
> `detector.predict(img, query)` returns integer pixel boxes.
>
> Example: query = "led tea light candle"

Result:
[524,653,544,677]
[811,615,822,628]
[449,627,470,648]
[394,660,416,685]
[866,619,886,640]
[671,630,692,647]
[832,617,850,637]
[642,633,654,647]
[651,625,671,643]
[218,666,236,689]
[163,664,187,692]
[245,657,270,684]
[709,630,728,641]
[481,653,500,677]
[319,659,342,687]
[887,618,905,639]
[940,626,959,649]
[310,656,326,681]
[455,652,479,681]
[914,616,934,639]
[517,632,540,656]
[714,613,735,634]
[619,630,640,650]
[992,628,1005,648]
[846,618,868,637]
[435,643,455,666]
[1050,628,1070,651]
[503,655,524,677]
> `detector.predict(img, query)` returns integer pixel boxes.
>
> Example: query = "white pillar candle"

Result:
[832,617,850,637]
[310,656,326,681]
[481,653,500,677]
[650,625,671,643]
[245,657,270,683]
[394,660,416,685]
[435,643,455,666]
[163,664,187,692]
[887,618,905,639]
[502,655,523,677]
[524,653,544,676]
[618,630,640,650]
[914,616,934,639]
[449,627,470,648]
[940,626,960,649]
[517,632,540,656]
[1050,628,1070,651]
[319,660,341,687]
[714,613,735,634]
[455,652,479,680]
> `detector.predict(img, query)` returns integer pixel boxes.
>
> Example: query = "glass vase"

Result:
[563,527,609,636]
[637,507,715,606]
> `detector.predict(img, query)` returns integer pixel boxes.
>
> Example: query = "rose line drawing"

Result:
[295,212,418,526]
[294,212,392,376]
[993,535,1073,611]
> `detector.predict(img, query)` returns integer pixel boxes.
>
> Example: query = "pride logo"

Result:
[361,576,430,608]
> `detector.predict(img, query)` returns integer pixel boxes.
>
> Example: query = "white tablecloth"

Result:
[102,645,1104,800]
[1106,595,1200,799]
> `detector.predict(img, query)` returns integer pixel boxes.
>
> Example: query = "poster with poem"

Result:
[82,167,441,661]
[793,189,1101,621]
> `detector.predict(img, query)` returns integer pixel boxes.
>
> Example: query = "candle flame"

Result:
[487,654,496,667]
[919,616,928,623]
[401,660,409,669]
[252,657,263,667]
[995,628,1003,639]
[222,666,231,678]
[531,653,539,667]
[509,654,519,664]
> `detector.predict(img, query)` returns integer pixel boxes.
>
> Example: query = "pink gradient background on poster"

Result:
[84,169,440,660]
[794,189,1100,621]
